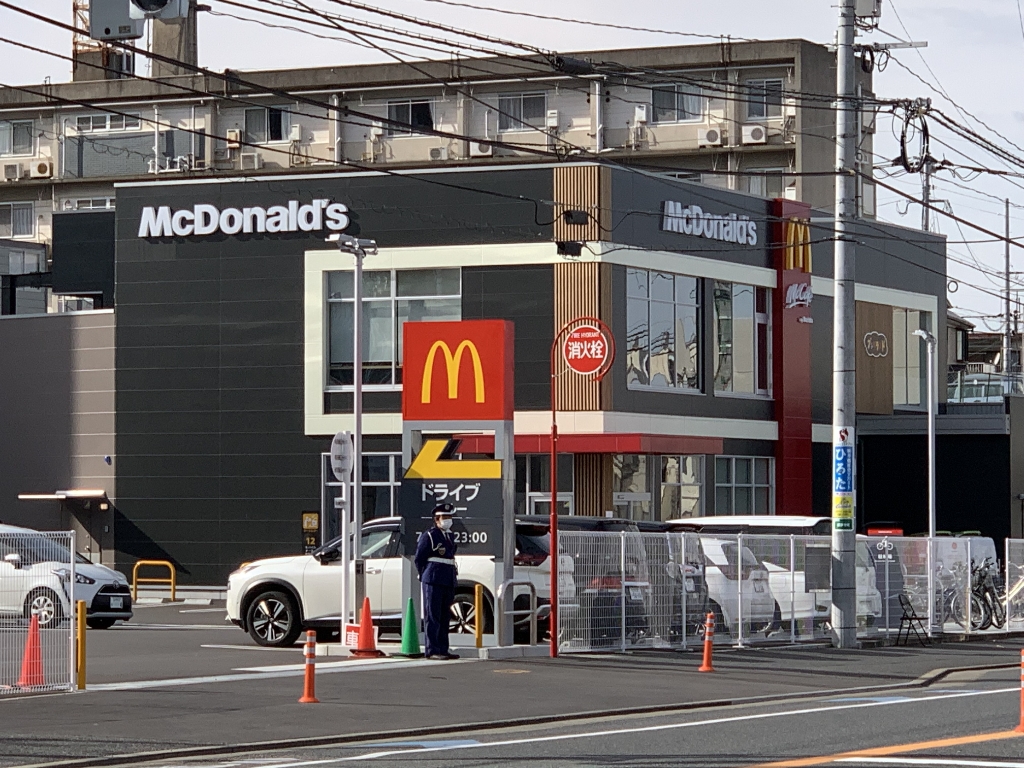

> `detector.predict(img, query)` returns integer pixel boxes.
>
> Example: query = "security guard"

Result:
[414,502,459,660]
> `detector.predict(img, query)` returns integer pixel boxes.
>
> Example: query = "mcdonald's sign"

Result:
[402,320,514,422]
[783,217,812,273]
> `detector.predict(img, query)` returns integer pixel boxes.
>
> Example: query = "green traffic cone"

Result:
[395,598,423,658]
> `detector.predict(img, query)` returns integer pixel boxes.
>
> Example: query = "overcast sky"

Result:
[3,0,1024,326]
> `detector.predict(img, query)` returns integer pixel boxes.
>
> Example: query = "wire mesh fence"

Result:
[0,531,76,695]
[557,531,1024,653]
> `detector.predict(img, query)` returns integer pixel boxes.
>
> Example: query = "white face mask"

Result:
[438,518,453,531]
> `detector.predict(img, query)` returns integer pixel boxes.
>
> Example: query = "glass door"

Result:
[528,494,574,516]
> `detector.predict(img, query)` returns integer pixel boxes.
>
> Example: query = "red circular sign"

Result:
[562,324,610,375]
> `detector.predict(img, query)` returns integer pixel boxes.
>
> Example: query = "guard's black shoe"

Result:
[427,654,449,660]
[445,652,460,660]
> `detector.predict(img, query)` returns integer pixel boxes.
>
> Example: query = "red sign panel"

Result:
[402,320,514,422]
[562,324,610,375]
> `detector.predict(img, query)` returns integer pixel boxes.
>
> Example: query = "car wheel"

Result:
[450,590,492,635]
[86,618,116,630]
[246,590,302,647]
[24,589,62,627]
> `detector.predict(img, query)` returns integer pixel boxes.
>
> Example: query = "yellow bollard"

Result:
[474,583,483,649]
[76,600,86,690]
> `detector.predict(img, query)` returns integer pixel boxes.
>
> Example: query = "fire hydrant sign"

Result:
[562,324,610,375]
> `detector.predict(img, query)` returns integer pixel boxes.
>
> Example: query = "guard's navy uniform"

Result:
[414,526,458,658]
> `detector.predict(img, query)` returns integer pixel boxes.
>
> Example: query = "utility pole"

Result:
[831,0,858,650]
[1006,199,1013,378]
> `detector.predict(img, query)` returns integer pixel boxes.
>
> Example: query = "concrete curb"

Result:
[8,660,1020,768]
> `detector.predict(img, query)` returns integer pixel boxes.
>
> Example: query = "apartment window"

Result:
[715,456,773,515]
[893,308,925,406]
[75,113,141,133]
[6,249,42,275]
[660,455,704,520]
[714,282,771,395]
[497,92,546,132]
[652,83,705,123]
[746,168,786,199]
[387,100,434,136]
[0,121,33,156]
[244,107,288,144]
[0,203,33,238]
[327,268,461,388]
[746,79,784,119]
[626,268,701,391]
[72,198,115,211]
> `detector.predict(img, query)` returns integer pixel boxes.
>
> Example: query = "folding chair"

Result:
[896,593,930,647]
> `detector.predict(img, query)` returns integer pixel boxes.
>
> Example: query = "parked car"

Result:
[667,516,883,631]
[947,373,1024,404]
[228,516,581,647]
[633,520,709,639]
[0,524,133,629]
[698,536,777,636]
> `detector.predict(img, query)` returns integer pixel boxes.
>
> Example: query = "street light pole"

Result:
[913,329,937,538]
[331,234,378,621]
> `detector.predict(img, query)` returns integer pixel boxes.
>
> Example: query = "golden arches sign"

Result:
[784,217,812,273]
[421,340,486,404]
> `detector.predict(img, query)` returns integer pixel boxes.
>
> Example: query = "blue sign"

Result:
[833,446,853,493]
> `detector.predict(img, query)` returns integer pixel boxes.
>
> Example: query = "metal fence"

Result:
[557,531,1024,653]
[0,532,76,694]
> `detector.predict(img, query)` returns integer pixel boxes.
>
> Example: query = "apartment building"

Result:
[0,38,876,314]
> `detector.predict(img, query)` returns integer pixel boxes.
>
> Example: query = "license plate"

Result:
[628,587,642,601]
[109,596,123,609]
[752,582,766,593]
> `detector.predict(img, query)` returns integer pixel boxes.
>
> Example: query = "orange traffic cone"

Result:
[351,597,385,658]
[298,630,319,704]
[17,614,44,687]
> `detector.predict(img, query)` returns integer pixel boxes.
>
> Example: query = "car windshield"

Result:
[0,535,87,566]
[314,529,393,559]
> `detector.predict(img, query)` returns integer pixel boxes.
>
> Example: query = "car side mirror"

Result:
[4,552,22,569]
[317,548,340,564]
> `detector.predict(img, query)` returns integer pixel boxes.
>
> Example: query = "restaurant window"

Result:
[322,453,402,532]
[613,454,651,521]
[715,456,773,515]
[327,268,461,389]
[713,281,771,395]
[626,268,701,391]
[660,455,704,520]
[893,308,925,406]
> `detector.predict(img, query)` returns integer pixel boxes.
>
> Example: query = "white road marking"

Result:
[288,685,1015,765]
[839,759,1024,767]
[200,644,298,652]
[179,609,228,614]
[87,658,472,691]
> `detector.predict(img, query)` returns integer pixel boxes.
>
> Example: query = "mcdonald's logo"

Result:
[784,217,812,273]
[403,320,514,422]
[421,340,485,404]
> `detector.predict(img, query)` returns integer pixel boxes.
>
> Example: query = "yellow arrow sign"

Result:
[405,439,501,480]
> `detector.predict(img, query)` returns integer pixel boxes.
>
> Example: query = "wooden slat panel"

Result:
[553,165,601,242]
[555,261,600,410]
[856,301,894,415]
[573,454,612,517]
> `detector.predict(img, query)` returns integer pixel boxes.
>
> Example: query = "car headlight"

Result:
[53,569,97,584]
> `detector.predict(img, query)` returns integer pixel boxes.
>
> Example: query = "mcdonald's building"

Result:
[0,162,958,584]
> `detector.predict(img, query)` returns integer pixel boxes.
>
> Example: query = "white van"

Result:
[0,524,133,628]
[666,516,882,630]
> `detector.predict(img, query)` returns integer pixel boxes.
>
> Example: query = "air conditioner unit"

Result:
[697,126,723,147]
[634,104,648,125]
[289,122,302,142]
[469,141,493,158]
[30,159,53,179]
[429,147,448,161]
[369,121,384,140]
[545,109,560,129]
[239,151,264,171]
[3,163,21,181]
[225,129,242,149]
[741,124,767,145]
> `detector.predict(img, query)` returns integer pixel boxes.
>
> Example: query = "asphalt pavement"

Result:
[0,604,1022,768]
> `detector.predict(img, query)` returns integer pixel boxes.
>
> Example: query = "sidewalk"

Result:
[1,637,1021,768]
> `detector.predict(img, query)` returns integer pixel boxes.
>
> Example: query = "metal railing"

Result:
[556,530,1024,653]
[131,560,176,602]
[496,579,538,646]
[0,531,76,695]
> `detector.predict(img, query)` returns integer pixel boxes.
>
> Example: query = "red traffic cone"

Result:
[17,614,44,688]
[351,597,385,658]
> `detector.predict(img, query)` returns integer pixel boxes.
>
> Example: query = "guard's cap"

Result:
[433,502,456,517]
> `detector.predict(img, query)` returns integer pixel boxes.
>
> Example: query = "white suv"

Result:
[0,524,133,628]
[227,517,561,647]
